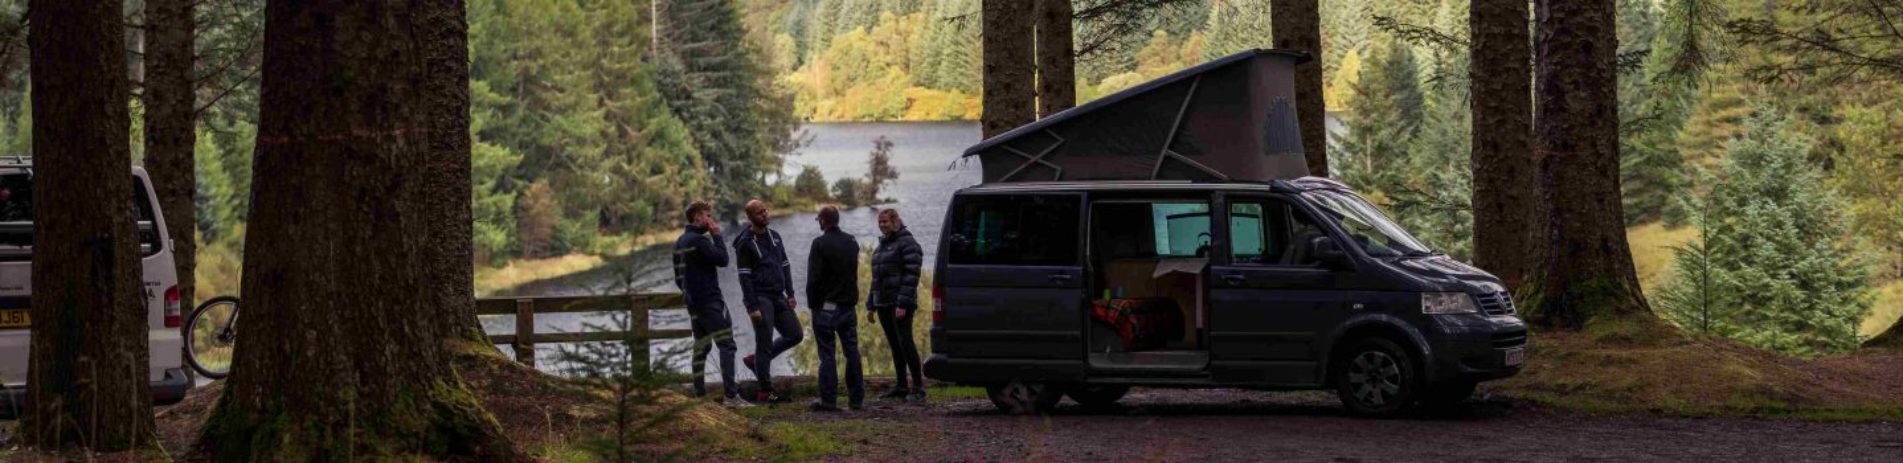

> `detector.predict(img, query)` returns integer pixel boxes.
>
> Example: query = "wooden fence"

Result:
[474,293,692,368]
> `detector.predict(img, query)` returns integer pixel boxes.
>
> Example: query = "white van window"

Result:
[947,194,1080,266]
[0,172,165,261]
[1230,199,1327,266]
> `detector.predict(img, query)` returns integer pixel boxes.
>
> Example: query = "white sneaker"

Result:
[722,396,756,408]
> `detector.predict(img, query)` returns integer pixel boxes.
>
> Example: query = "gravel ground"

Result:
[762,388,1903,462]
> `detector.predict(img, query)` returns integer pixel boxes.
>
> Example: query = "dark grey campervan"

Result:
[922,49,1526,416]
[923,179,1527,415]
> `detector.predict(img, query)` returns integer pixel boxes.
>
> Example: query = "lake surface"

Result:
[485,121,983,378]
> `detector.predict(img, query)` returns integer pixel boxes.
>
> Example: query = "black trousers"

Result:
[689,302,738,398]
[812,303,864,406]
[875,305,924,389]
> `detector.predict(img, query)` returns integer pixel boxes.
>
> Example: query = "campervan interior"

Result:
[1087,197,1212,374]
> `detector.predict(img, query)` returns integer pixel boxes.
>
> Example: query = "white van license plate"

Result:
[0,309,27,328]
[1503,347,1526,367]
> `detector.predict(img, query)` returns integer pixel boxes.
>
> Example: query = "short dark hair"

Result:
[818,206,840,227]
[684,201,712,224]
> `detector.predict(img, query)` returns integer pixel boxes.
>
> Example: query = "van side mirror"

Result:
[1309,236,1350,270]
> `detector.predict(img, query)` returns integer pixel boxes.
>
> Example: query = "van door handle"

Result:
[1221,273,1246,285]
[1047,273,1074,284]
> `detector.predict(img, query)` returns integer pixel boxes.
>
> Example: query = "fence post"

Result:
[630,295,650,371]
[515,298,535,368]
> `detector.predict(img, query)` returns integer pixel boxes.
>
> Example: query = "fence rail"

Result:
[474,293,690,368]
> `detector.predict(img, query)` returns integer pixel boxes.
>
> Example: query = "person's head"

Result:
[745,199,771,229]
[877,208,903,235]
[816,205,840,230]
[684,201,713,228]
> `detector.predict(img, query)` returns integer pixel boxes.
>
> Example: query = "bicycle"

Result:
[184,296,239,379]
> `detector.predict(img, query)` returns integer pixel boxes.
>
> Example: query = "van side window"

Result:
[947,195,1080,266]
[1230,199,1326,267]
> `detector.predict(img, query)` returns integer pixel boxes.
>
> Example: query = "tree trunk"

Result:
[1035,0,1074,118]
[982,0,1035,139]
[1272,0,1327,177]
[196,1,517,460]
[144,0,196,309]
[23,0,154,451]
[1469,0,1538,290]
[1869,319,1903,350]
[1532,0,1650,328]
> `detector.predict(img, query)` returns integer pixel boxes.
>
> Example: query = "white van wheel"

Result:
[986,381,1063,414]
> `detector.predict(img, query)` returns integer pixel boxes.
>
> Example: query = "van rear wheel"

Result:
[1066,385,1130,408]
[986,381,1064,414]
[1333,337,1419,417]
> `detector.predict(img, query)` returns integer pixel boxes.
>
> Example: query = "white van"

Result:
[0,163,194,417]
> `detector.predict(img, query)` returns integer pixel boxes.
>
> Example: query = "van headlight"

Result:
[1421,292,1479,315]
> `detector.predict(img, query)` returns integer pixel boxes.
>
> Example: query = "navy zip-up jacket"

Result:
[733,227,795,309]
[806,227,859,308]
[672,225,728,310]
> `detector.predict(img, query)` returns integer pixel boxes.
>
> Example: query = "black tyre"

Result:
[185,296,240,379]
[1065,385,1130,408]
[1419,380,1477,410]
[985,381,1065,414]
[1333,337,1419,417]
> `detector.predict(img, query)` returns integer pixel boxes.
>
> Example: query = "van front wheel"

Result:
[1333,337,1419,417]
[986,381,1064,414]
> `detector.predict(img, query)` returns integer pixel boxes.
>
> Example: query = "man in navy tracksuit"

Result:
[735,199,802,403]
[672,201,743,405]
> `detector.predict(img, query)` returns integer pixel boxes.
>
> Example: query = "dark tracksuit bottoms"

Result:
[807,227,864,406]
[735,227,803,392]
[673,226,737,398]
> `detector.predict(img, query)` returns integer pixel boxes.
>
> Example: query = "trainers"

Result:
[808,401,842,412]
[878,388,908,401]
[721,396,755,408]
[756,390,789,404]
[848,401,865,411]
[907,389,928,404]
[743,354,758,371]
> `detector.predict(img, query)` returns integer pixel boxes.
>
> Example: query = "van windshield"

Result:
[1301,189,1433,258]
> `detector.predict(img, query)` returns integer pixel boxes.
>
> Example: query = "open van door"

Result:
[934,193,1087,381]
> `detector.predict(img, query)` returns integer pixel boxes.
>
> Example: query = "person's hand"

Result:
[788,297,798,310]
[748,310,762,322]
[895,307,908,319]
[867,310,877,323]
[708,220,721,235]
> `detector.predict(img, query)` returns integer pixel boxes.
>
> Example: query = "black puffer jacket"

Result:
[869,227,924,309]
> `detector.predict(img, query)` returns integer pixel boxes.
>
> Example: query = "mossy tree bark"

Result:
[1034,0,1074,118]
[1531,0,1652,328]
[143,0,197,308]
[196,1,517,460]
[22,0,155,451]
[982,0,1035,139]
[1469,0,1540,291]
[1272,0,1326,177]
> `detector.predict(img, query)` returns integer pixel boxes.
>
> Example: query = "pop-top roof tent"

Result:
[962,49,1312,183]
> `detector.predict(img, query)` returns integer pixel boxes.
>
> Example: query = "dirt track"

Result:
[762,388,1903,462]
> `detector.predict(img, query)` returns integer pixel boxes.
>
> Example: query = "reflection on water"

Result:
[484,121,982,379]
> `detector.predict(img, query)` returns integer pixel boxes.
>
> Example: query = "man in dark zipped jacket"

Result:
[734,199,802,403]
[805,206,863,411]
[672,201,741,405]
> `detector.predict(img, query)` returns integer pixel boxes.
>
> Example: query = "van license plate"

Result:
[0,309,28,328]
[1503,347,1526,367]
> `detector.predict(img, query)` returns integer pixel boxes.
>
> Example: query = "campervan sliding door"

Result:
[937,193,1087,379]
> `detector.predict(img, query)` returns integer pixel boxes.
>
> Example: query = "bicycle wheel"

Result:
[185,296,240,379]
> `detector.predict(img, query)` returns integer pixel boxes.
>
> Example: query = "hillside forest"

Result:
[0,0,1893,358]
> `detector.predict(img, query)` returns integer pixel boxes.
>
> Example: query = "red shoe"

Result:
[743,354,758,371]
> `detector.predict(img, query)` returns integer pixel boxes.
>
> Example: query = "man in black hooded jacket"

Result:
[805,206,863,411]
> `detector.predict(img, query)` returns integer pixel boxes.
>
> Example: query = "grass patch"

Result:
[1858,281,1903,340]
[1626,222,1699,296]
[738,420,892,463]
[1490,327,1903,421]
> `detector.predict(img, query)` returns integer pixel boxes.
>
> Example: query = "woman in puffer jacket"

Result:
[869,208,926,403]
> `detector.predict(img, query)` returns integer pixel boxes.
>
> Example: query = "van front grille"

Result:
[1475,292,1517,316]
[1492,330,1528,348]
